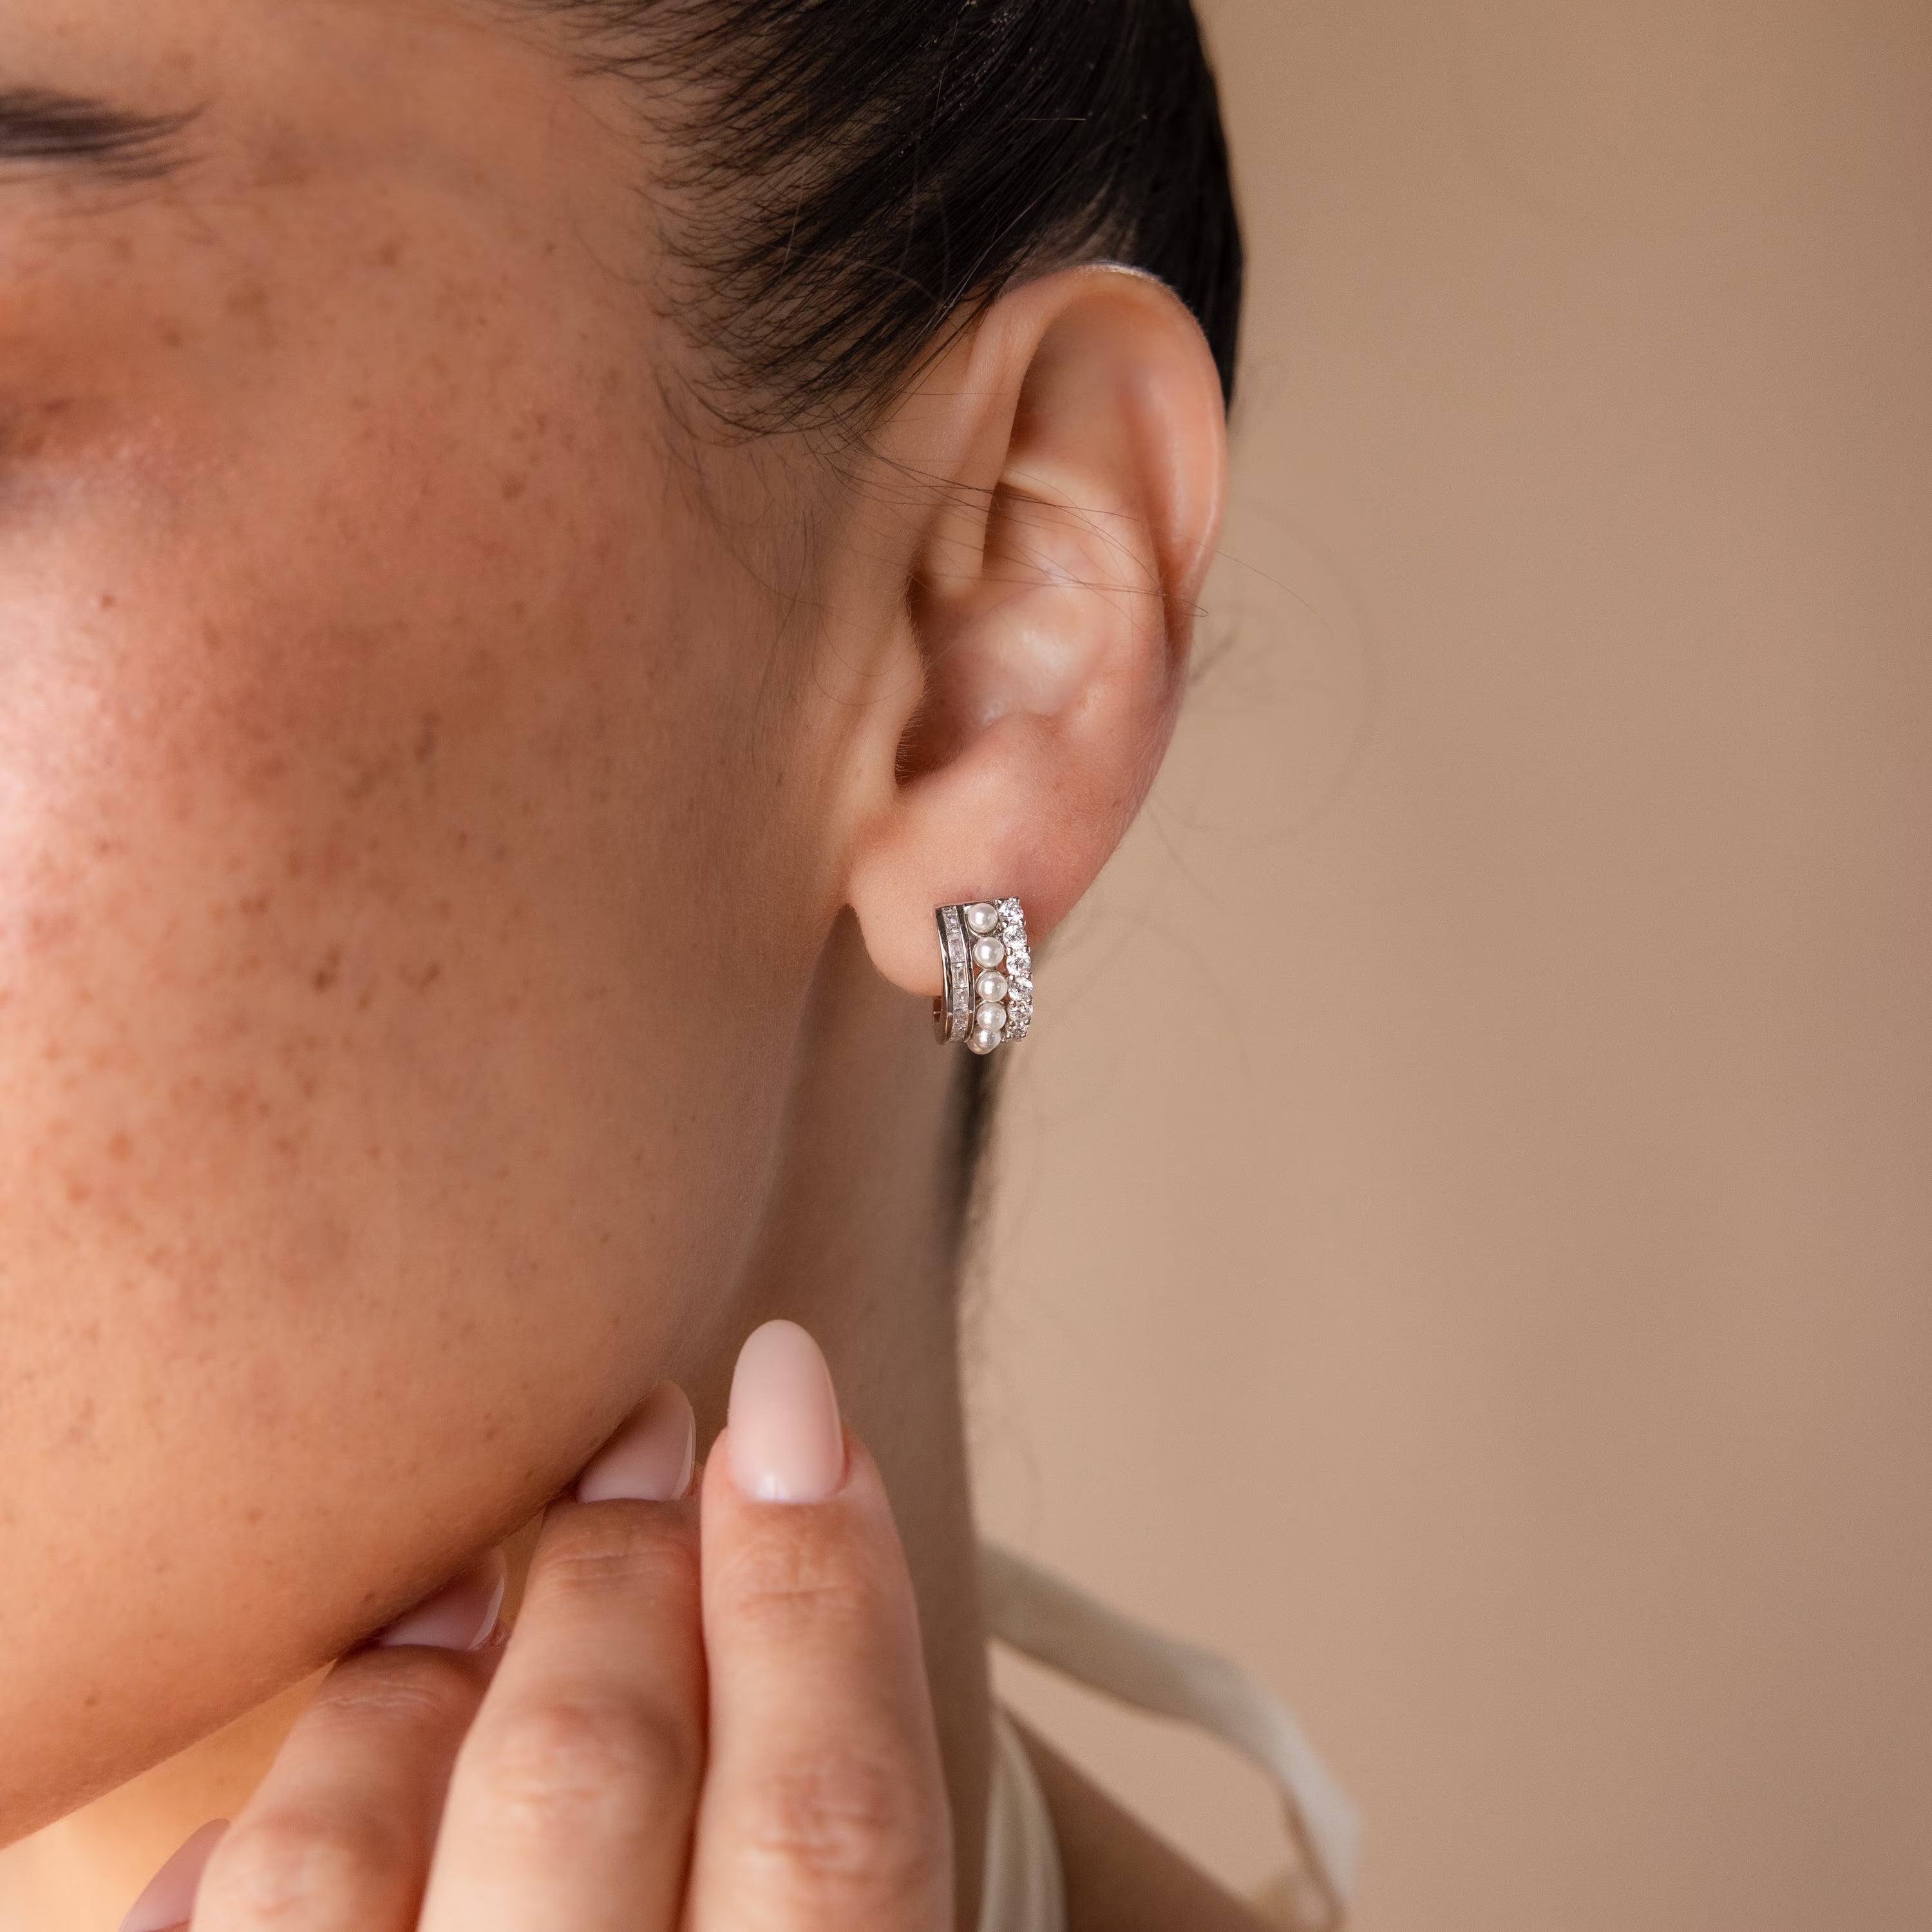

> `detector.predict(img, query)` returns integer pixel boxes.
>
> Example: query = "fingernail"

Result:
[726,1319,845,1503]
[120,1819,229,1932]
[372,1545,507,1652]
[576,1382,696,1502]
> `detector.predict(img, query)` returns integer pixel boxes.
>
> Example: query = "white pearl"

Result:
[974,1001,1008,1034]
[969,1027,1003,1055]
[963,902,1000,936]
[974,971,1010,1003]
[971,936,1007,970]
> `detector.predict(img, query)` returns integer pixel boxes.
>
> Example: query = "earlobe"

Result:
[840,263,1228,1001]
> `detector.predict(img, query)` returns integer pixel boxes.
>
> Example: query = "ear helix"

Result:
[933,899,1033,1055]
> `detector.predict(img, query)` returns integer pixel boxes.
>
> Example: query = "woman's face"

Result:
[2,0,835,1835]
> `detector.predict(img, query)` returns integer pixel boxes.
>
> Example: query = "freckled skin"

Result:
[0,1,839,1835]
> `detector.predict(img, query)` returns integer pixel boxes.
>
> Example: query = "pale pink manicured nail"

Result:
[577,1382,696,1502]
[119,1819,229,1932]
[727,1320,845,1503]
[372,1545,507,1652]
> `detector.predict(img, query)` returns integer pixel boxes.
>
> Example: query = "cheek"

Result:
[0,351,800,1838]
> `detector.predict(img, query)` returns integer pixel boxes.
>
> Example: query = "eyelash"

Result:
[0,88,198,182]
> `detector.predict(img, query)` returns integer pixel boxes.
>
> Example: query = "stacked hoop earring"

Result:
[934,900,1033,1055]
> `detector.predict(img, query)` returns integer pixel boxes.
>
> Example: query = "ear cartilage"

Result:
[934,900,1033,1053]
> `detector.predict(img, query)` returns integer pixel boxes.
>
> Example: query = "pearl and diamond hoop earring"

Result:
[934,900,1034,1055]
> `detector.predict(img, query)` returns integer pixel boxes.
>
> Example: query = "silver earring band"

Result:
[934,899,1033,1054]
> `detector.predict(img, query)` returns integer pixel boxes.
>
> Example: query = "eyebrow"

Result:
[0,86,202,184]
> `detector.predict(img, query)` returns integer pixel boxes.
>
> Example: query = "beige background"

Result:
[966,2,1932,1927]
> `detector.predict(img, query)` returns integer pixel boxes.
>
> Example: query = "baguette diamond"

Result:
[934,904,973,1044]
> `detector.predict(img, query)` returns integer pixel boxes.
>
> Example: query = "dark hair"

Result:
[516,0,1242,1200]
[520,0,1242,428]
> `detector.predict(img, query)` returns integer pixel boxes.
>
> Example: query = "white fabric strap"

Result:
[976,1705,1068,1932]
[977,1542,1363,1932]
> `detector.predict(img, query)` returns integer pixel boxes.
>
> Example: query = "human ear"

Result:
[840,263,1228,998]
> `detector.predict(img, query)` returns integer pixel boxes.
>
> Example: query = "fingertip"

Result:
[370,1545,507,1653]
[119,1819,229,1932]
[577,1381,697,1503]
[724,1320,846,1503]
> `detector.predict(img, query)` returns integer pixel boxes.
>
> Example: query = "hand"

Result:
[120,1320,954,1932]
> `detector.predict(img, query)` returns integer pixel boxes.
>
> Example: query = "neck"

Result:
[0,913,993,1932]
[714,911,996,1931]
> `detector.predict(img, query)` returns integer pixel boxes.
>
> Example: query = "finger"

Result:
[417,1382,705,1932]
[687,1321,952,1932]
[118,1819,229,1932]
[184,1549,506,1931]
